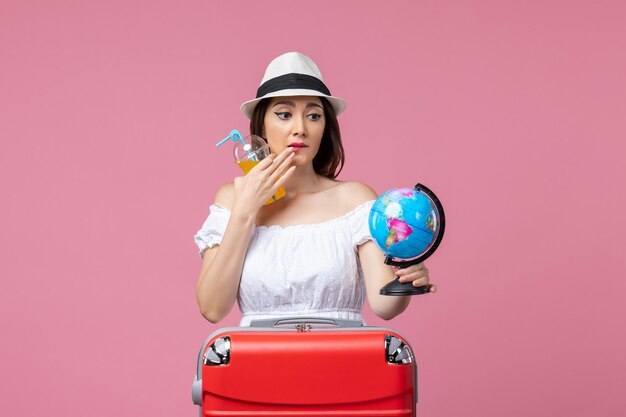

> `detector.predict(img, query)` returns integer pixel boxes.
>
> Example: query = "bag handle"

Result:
[249,317,363,328]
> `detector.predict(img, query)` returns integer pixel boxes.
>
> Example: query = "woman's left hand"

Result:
[394,263,437,293]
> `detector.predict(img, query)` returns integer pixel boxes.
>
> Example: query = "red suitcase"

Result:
[192,317,418,417]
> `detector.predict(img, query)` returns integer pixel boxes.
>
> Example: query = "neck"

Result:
[282,163,325,197]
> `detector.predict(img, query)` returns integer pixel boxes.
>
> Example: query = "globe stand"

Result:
[380,277,432,296]
[377,183,446,297]
[380,257,433,296]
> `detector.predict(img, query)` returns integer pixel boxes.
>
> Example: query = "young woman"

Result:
[195,52,435,325]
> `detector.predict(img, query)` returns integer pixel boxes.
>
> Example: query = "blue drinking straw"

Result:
[216,129,251,150]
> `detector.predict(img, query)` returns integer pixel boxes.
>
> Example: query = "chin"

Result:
[291,155,306,164]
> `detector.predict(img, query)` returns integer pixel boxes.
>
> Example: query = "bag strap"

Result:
[249,317,363,328]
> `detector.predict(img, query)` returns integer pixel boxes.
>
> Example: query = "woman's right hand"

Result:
[232,147,296,217]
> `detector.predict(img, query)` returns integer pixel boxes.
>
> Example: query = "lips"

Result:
[288,142,308,149]
[288,142,308,152]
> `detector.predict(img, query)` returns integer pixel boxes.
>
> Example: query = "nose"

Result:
[291,115,307,138]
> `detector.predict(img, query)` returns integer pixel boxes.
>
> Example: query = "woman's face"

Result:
[263,96,326,165]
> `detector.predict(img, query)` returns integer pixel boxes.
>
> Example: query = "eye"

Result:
[307,113,322,121]
[274,112,291,120]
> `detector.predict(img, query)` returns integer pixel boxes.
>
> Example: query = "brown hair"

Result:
[249,97,345,179]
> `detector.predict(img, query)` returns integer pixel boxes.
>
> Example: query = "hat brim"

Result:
[240,89,347,119]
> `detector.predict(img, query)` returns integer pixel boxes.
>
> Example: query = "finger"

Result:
[429,284,437,293]
[248,154,275,173]
[398,272,429,283]
[397,268,429,280]
[269,152,296,182]
[413,263,427,272]
[266,148,294,172]
[411,277,430,287]
[272,166,296,191]
[398,271,429,283]
[258,150,291,177]
[396,264,428,276]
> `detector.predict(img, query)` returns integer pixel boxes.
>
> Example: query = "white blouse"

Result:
[194,200,375,326]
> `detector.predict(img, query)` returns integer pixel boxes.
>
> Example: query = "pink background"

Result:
[1,1,625,416]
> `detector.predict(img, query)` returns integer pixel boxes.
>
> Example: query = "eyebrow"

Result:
[272,100,323,110]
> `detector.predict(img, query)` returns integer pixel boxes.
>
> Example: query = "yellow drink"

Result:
[237,160,286,205]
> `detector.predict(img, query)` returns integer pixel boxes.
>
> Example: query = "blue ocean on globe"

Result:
[368,188,438,260]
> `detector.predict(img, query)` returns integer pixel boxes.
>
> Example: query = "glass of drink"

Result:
[233,135,286,205]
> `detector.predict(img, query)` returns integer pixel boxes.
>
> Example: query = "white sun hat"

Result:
[240,52,347,119]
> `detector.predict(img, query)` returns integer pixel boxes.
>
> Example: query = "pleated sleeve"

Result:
[350,200,375,248]
[193,204,231,257]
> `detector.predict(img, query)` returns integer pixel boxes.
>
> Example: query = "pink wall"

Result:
[1,1,625,416]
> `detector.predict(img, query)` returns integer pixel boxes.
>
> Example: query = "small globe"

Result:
[369,187,441,261]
